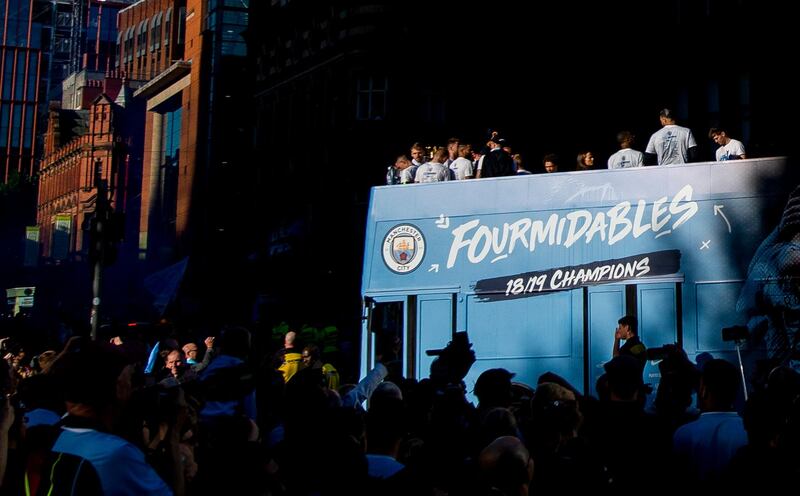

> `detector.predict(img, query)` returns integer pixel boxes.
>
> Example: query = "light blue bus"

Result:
[361,157,797,396]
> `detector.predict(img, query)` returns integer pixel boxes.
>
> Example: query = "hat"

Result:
[474,368,516,399]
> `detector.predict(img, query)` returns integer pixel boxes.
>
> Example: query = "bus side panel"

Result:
[464,288,583,395]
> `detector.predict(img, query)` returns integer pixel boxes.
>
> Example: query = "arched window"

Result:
[164,8,172,46]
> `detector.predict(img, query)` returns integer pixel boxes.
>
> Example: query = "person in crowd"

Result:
[479,133,515,178]
[612,315,646,372]
[182,342,199,366]
[576,151,596,171]
[709,127,746,161]
[543,153,560,173]
[415,148,451,183]
[645,108,698,165]
[608,131,644,169]
[478,436,534,496]
[302,344,340,390]
[32,345,174,495]
[672,359,748,485]
[394,155,416,184]
[474,368,515,420]
[450,144,475,180]
[410,142,427,167]
[513,154,532,175]
[445,137,461,168]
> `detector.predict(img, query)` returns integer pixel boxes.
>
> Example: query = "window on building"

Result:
[14,51,26,100]
[164,8,172,46]
[0,104,10,147]
[177,8,186,45]
[355,74,387,121]
[160,104,182,223]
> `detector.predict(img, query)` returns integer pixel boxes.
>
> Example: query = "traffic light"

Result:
[86,209,125,267]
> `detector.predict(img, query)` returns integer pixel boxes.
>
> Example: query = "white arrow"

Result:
[435,214,449,229]
[713,205,731,233]
[429,264,439,273]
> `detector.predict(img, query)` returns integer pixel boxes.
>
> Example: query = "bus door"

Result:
[364,292,457,380]
[637,282,680,400]
[587,285,626,394]
[415,293,456,380]
[587,282,680,401]
[364,295,407,377]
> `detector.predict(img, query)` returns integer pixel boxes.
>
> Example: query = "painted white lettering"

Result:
[608,201,632,245]
[468,226,493,264]
[633,199,651,237]
[529,214,559,252]
[491,226,510,258]
[669,184,699,229]
[508,218,531,255]
[635,257,651,277]
[585,212,608,243]
[551,270,564,289]
[447,219,479,269]
[564,210,593,248]
[652,196,670,232]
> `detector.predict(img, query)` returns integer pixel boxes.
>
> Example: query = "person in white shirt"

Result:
[414,148,451,183]
[608,131,644,169]
[449,144,475,179]
[645,108,698,165]
[709,127,746,161]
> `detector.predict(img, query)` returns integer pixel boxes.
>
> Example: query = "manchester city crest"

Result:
[382,224,426,273]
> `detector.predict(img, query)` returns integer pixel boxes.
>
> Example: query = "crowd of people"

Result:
[386,109,748,185]
[2,311,799,495]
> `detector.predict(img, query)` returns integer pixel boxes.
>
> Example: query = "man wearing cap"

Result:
[645,108,698,165]
[479,133,515,178]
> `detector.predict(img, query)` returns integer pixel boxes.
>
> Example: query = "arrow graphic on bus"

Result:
[713,205,731,233]
[429,264,439,272]
[435,214,450,229]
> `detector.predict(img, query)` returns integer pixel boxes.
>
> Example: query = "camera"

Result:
[427,331,476,387]
[721,325,749,342]
[426,331,470,356]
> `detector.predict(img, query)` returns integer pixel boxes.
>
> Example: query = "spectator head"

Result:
[394,155,411,170]
[51,344,131,412]
[618,315,638,336]
[659,108,676,125]
[302,344,320,367]
[432,147,449,164]
[410,142,427,163]
[479,436,534,495]
[447,137,461,156]
[543,153,559,173]
[617,130,635,148]
[699,358,739,411]
[603,355,644,402]
[182,342,199,362]
[284,330,296,349]
[576,151,595,170]
[474,368,515,409]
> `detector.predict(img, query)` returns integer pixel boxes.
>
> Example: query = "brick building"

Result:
[36,76,141,260]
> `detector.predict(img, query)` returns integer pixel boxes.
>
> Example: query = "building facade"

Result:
[1,0,42,182]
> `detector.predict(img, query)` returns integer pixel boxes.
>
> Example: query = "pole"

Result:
[735,340,748,401]
[90,158,105,341]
